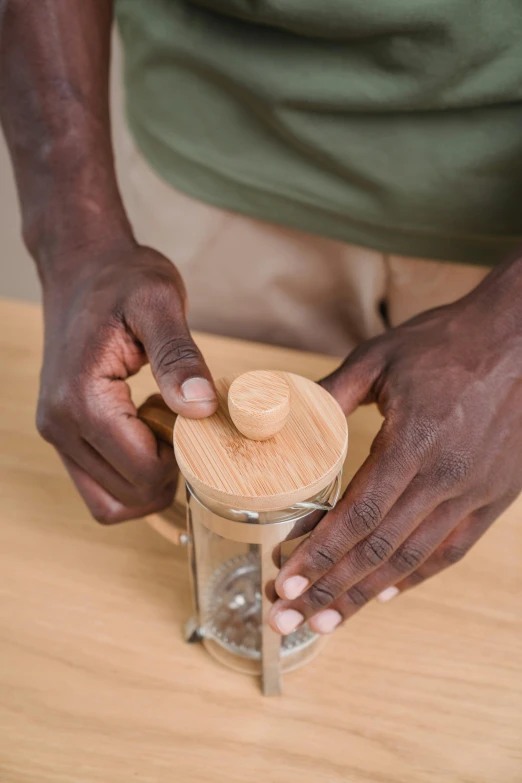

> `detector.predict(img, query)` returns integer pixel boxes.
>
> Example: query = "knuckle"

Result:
[153,337,202,376]
[391,543,426,573]
[345,585,370,607]
[131,480,177,515]
[345,496,383,538]
[129,264,182,307]
[442,543,469,565]
[306,582,336,608]
[134,463,168,492]
[370,418,396,454]
[36,394,72,443]
[92,506,121,525]
[406,570,426,586]
[308,545,338,572]
[357,533,394,567]
[134,485,159,506]
[35,407,56,442]
[405,416,440,461]
[433,451,471,489]
[148,482,177,511]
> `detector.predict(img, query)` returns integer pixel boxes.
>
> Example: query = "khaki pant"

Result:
[122,131,490,357]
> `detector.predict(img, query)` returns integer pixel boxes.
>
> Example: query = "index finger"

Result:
[274,432,417,601]
[81,378,176,489]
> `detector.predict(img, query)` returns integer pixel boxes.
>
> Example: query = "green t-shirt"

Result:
[116,0,522,265]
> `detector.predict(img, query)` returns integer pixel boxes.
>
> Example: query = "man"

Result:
[1,0,521,638]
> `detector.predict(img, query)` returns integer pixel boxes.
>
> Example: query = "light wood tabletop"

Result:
[1,298,521,783]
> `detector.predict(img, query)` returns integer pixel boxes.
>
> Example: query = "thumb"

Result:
[133,297,218,419]
[319,338,386,416]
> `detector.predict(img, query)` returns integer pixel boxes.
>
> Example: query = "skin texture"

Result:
[269,255,522,635]
[0,0,218,522]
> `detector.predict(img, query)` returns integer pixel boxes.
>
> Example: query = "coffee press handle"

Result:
[137,394,177,444]
[137,394,187,546]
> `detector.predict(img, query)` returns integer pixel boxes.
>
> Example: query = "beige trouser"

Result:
[121,131,490,357]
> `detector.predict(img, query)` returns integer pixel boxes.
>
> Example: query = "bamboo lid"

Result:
[174,371,348,512]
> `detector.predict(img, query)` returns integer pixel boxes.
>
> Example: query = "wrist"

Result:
[36,217,138,302]
[482,253,522,323]
[24,175,134,287]
[465,253,522,352]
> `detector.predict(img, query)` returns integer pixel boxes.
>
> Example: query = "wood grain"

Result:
[1,299,521,783]
[174,372,348,511]
[228,370,291,441]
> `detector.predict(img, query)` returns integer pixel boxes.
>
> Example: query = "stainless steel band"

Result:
[185,473,341,545]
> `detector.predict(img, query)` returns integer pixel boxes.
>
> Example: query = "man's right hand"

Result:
[36,239,218,524]
[0,1,218,522]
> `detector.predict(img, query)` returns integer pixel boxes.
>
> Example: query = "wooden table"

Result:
[1,299,521,783]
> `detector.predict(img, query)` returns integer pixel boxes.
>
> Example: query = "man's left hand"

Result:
[269,257,522,636]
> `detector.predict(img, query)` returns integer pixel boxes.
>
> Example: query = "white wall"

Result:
[0,116,39,300]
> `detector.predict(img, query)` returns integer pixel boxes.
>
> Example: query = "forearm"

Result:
[0,0,132,284]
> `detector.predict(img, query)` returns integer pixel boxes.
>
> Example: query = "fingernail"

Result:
[181,377,216,403]
[274,609,304,635]
[309,609,342,634]
[281,575,309,600]
[377,586,400,603]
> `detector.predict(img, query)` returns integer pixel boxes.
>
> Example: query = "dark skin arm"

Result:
[0,0,218,523]
[269,253,522,635]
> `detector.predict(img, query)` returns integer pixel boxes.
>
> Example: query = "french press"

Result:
[139,370,348,695]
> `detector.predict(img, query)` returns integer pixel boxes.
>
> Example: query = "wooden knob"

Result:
[228,371,291,441]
